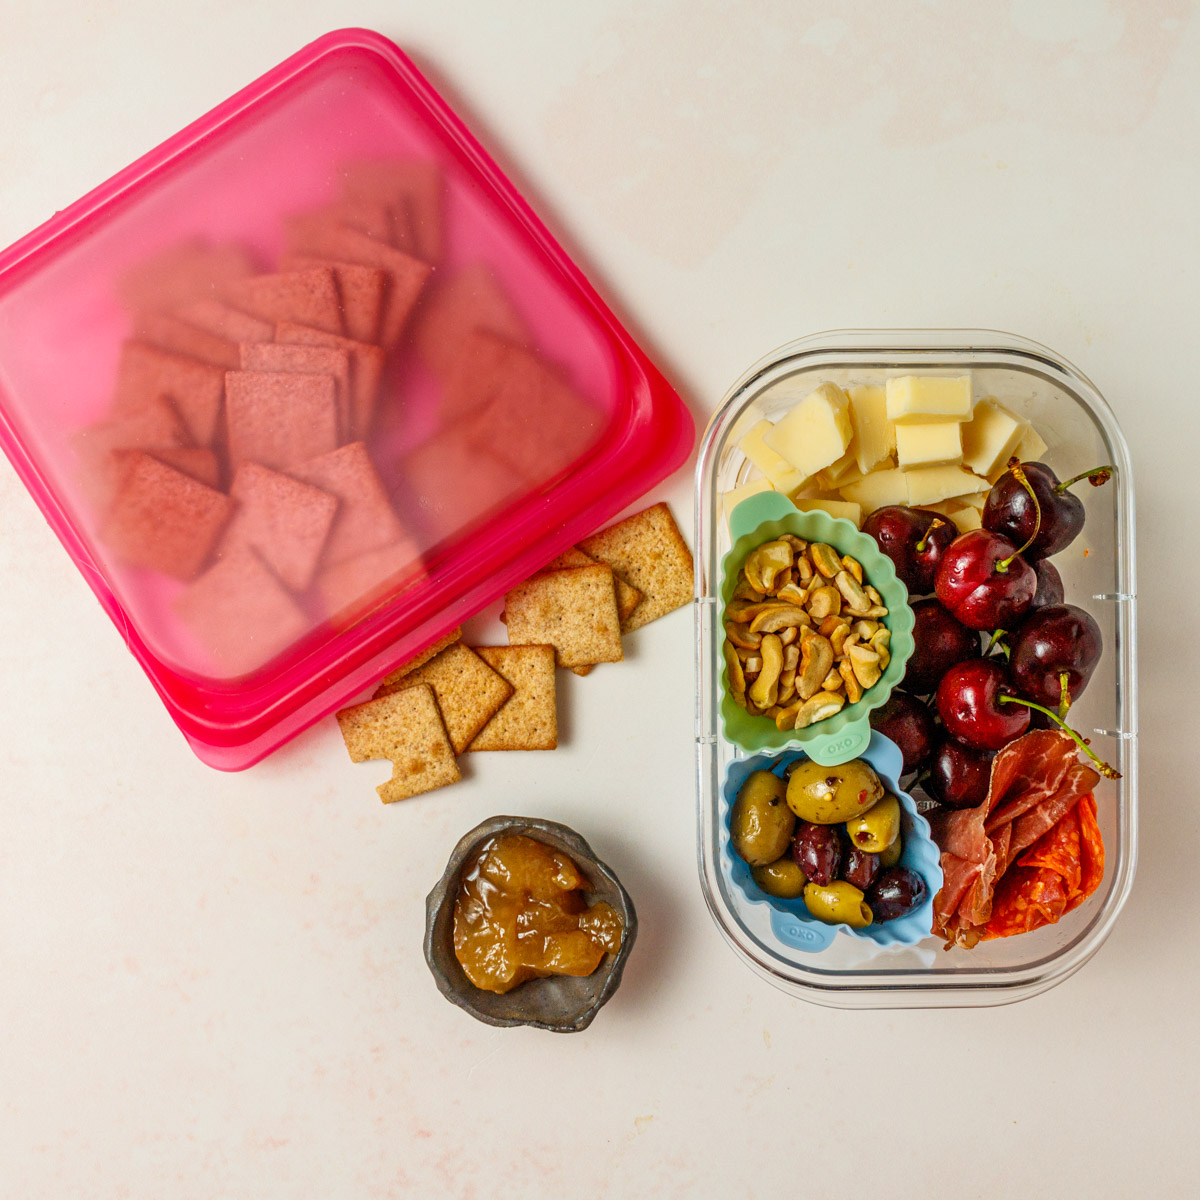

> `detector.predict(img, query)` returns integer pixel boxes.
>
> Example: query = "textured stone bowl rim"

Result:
[423,815,638,1033]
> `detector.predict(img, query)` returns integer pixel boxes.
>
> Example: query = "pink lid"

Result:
[0,29,693,769]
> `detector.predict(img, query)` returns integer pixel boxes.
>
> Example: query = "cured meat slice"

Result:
[931,730,1101,947]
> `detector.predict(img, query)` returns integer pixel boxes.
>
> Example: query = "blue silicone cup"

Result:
[720,491,915,766]
[720,732,943,953]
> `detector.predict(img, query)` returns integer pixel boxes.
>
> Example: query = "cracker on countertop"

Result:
[336,683,461,803]
[578,501,694,633]
[390,642,513,755]
[545,546,643,625]
[504,563,623,670]
[374,628,463,696]
[468,645,558,751]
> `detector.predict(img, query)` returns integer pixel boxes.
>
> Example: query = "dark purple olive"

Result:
[867,866,928,923]
[841,845,881,892]
[792,821,841,887]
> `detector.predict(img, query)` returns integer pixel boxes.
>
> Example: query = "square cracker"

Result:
[225,462,338,592]
[174,547,310,677]
[134,311,241,369]
[314,537,427,628]
[224,370,338,472]
[280,254,386,345]
[180,299,274,344]
[546,546,643,624]
[468,645,557,751]
[239,341,353,444]
[224,269,342,335]
[283,220,432,346]
[579,502,694,633]
[112,341,225,446]
[275,321,385,441]
[289,442,405,566]
[336,683,461,804]
[100,452,234,580]
[341,158,444,262]
[504,564,623,670]
[374,628,463,697]
[391,643,513,755]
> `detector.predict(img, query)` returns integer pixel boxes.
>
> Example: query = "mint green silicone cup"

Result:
[721,492,915,765]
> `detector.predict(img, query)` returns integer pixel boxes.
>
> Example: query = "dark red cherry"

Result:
[983,461,1111,561]
[934,529,1037,631]
[869,690,937,774]
[922,735,995,810]
[935,659,1030,751]
[862,505,956,594]
[904,597,981,695]
[1010,604,1102,711]
[1029,558,1065,611]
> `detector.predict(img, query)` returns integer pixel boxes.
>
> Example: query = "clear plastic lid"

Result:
[0,30,692,767]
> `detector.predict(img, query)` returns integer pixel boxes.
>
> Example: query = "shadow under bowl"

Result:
[424,815,638,1032]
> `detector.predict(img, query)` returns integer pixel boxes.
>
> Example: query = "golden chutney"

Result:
[452,833,624,994]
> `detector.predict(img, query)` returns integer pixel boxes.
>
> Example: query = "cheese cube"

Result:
[950,505,983,533]
[793,497,863,528]
[961,398,1028,478]
[955,490,990,513]
[764,383,853,476]
[886,375,972,424]
[738,419,810,493]
[895,421,964,470]
[816,447,860,489]
[840,467,910,514]
[722,477,774,526]
[905,464,986,506]
[1016,424,1049,463]
[847,384,893,474]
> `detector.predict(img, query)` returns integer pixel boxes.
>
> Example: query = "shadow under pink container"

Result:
[0,29,693,769]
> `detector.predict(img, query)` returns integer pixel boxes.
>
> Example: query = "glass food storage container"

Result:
[694,329,1136,1007]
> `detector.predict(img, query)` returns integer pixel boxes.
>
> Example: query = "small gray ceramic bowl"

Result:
[424,815,637,1033]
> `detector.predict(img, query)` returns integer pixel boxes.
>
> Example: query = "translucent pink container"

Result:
[0,29,693,768]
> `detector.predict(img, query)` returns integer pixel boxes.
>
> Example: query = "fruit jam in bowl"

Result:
[694,330,1136,1007]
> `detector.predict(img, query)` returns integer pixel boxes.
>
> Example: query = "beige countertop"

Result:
[1,2,1194,1196]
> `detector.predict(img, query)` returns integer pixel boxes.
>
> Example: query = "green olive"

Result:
[845,794,901,854]
[751,859,807,899]
[785,758,884,824]
[879,833,903,868]
[731,771,794,866]
[803,880,873,928]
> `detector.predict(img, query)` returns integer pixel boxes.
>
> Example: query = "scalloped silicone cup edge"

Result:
[719,733,943,953]
[718,499,916,760]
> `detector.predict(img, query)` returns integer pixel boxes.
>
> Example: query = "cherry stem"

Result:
[998,695,1121,779]
[996,460,1042,573]
[1056,465,1114,493]
[984,629,1009,657]
[1058,671,1072,722]
[916,518,945,554]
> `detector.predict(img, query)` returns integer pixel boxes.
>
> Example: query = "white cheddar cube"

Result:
[951,505,983,532]
[764,382,853,476]
[961,398,1028,477]
[886,375,972,424]
[956,490,990,513]
[895,421,964,470]
[738,419,811,492]
[793,497,863,528]
[816,447,859,489]
[840,467,910,514]
[1016,424,1049,462]
[722,477,774,526]
[848,384,894,474]
[905,464,987,506]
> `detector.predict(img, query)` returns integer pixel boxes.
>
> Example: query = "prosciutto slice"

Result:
[930,730,1101,948]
